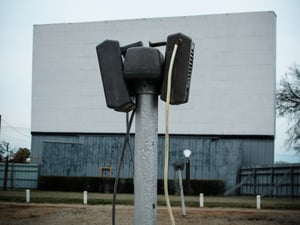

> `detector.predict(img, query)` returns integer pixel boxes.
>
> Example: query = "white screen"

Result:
[32,12,276,135]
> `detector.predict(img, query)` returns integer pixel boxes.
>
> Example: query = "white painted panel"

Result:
[32,12,276,135]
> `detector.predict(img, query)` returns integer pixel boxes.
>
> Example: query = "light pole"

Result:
[183,149,192,195]
[173,162,186,216]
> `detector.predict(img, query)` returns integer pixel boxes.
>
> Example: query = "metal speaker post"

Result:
[134,83,158,225]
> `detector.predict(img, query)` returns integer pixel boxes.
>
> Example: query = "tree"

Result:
[0,142,13,162]
[276,64,300,152]
[0,143,30,190]
[0,144,30,163]
[12,148,30,163]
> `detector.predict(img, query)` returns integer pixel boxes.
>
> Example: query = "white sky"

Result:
[0,0,299,162]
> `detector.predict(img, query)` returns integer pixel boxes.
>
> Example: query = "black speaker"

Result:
[124,47,164,81]
[161,33,195,105]
[96,40,135,112]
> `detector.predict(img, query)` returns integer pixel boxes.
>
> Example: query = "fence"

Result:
[1,162,299,196]
[0,163,39,189]
[237,163,300,197]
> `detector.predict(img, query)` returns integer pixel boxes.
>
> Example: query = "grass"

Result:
[0,190,300,210]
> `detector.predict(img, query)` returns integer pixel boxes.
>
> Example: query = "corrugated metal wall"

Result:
[31,133,274,190]
[31,134,80,163]
[0,163,39,189]
[240,138,274,166]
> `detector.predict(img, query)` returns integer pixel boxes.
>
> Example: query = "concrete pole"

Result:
[134,84,158,225]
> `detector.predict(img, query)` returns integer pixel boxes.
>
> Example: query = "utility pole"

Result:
[0,142,10,190]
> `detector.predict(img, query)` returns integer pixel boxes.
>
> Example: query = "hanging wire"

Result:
[1,119,30,138]
[164,42,179,225]
[112,109,136,225]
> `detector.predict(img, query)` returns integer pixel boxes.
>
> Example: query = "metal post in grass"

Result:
[96,35,194,225]
[26,189,30,203]
[183,149,192,195]
[199,193,204,207]
[134,83,158,225]
[83,191,88,205]
[256,195,261,209]
[173,162,186,216]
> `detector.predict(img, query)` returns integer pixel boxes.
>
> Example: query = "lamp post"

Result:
[173,162,186,216]
[183,149,192,195]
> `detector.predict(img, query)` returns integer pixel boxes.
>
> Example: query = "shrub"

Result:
[39,176,224,195]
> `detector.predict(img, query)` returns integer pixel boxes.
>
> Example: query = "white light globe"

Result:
[183,149,192,158]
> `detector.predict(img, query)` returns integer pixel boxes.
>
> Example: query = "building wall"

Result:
[31,12,276,192]
[32,12,276,136]
[32,133,274,190]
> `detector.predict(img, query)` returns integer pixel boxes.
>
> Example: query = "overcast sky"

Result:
[0,0,299,162]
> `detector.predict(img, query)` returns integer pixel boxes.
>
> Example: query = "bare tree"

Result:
[276,64,300,152]
[0,142,12,190]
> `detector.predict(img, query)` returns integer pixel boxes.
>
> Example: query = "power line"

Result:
[1,119,30,138]
[0,133,29,142]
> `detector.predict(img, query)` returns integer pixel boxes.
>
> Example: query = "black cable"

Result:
[127,141,134,177]
[125,112,135,177]
[112,109,135,225]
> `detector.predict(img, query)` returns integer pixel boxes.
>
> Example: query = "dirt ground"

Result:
[0,203,299,225]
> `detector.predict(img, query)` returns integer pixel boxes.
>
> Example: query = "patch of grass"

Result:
[0,190,300,210]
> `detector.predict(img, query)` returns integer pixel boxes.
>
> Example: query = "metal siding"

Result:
[241,138,274,166]
[31,135,80,164]
[32,134,273,191]
[39,135,135,178]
